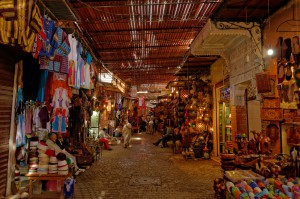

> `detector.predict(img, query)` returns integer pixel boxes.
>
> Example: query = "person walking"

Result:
[123,120,132,148]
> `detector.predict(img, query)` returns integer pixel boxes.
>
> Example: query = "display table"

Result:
[25,173,72,199]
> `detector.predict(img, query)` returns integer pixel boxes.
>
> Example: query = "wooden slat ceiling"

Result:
[69,0,224,84]
[49,0,290,85]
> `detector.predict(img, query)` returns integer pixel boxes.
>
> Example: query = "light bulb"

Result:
[267,48,274,56]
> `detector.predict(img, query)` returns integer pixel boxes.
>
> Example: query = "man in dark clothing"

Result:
[153,124,174,147]
[56,133,68,150]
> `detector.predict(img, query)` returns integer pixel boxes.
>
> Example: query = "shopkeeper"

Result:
[46,132,85,175]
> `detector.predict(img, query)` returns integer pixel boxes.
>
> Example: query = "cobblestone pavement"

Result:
[74,132,223,199]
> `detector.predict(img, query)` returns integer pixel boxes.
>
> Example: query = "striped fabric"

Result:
[40,27,70,74]
[0,0,42,52]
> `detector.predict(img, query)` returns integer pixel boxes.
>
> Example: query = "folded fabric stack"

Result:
[57,160,68,175]
[28,138,40,174]
[37,141,49,174]
[48,156,58,174]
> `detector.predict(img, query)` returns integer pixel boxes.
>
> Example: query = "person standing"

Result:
[123,120,132,148]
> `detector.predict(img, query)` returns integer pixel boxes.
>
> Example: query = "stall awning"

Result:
[190,19,261,58]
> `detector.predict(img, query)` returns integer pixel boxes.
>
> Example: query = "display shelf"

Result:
[31,191,62,199]
[288,143,300,146]
[224,170,264,182]
[24,173,72,199]
[282,122,300,125]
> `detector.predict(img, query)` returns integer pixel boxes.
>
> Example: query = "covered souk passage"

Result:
[74,132,222,199]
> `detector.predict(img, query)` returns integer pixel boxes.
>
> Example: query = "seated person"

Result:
[172,128,183,151]
[56,132,69,150]
[46,132,84,175]
[153,124,174,147]
[182,147,196,160]
[99,128,112,150]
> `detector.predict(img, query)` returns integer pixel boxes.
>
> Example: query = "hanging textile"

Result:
[25,105,33,134]
[76,43,84,89]
[81,63,90,89]
[0,0,42,52]
[36,70,48,103]
[39,16,56,58]
[51,87,69,133]
[49,27,70,73]
[67,34,77,87]
[16,88,26,147]
[32,16,46,59]
[44,72,72,103]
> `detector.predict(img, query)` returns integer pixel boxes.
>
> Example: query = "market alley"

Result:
[74,133,223,199]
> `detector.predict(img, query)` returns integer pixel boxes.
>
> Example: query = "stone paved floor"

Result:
[74,132,223,199]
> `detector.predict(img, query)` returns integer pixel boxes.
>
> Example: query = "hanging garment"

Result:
[48,27,70,73]
[86,53,93,65]
[0,1,42,52]
[81,63,90,89]
[32,16,46,59]
[38,106,49,129]
[36,70,48,103]
[68,60,76,87]
[25,106,33,134]
[45,72,72,103]
[76,43,84,89]
[67,34,77,87]
[32,106,42,131]
[67,34,77,63]
[39,16,57,58]
[16,114,26,147]
[51,88,69,110]
[52,111,67,133]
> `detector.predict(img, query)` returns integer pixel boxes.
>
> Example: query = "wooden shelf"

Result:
[282,122,300,125]
[31,191,62,199]
[288,143,300,146]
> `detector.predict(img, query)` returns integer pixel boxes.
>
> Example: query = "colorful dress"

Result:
[51,87,69,133]
[68,34,77,87]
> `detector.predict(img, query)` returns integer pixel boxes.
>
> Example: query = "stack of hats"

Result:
[37,141,49,174]
[28,137,39,174]
[48,156,58,174]
[30,138,39,151]
[57,153,68,175]
[28,150,38,174]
